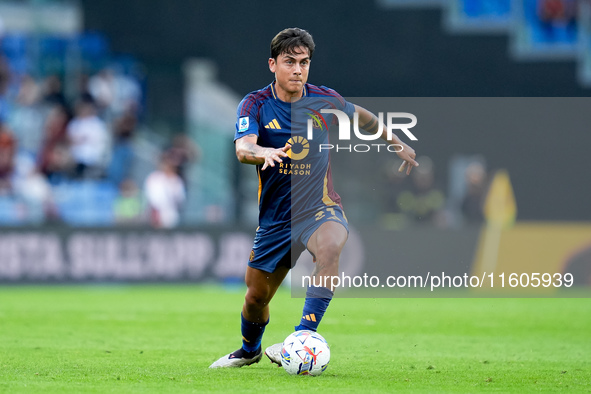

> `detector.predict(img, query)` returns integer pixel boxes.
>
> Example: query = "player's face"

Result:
[269,47,310,100]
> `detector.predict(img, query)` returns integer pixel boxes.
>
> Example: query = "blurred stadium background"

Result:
[0,0,589,285]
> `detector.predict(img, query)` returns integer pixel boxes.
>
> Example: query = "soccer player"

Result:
[210,27,418,368]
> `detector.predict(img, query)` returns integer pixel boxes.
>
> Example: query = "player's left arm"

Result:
[354,104,419,175]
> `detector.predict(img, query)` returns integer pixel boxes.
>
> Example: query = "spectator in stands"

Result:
[0,19,13,195]
[144,152,186,228]
[537,0,578,41]
[88,68,115,117]
[16,74,41,105]
[38,103,73,184]
[397,156,446,226]
[77,73,91,98]
[382,157,410,210]
[164,134,200,185]
[0,16,10,99]
[0,49,9,98]
[538,0,577,24]
[107,107,136,185]
[0,50,9,122]
[66,95,110,179]
[88,66,142,121]
[378,157,411,229]
[8,74,45,154]
[461,162,488,224]
[110,68,142,117]
[13,153,53,223]
[42,74,67,107]
[0,122,16,193]
[114,178,143,225]
[41,143,73,185]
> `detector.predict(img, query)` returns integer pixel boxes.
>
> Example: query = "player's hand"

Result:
[396,141,419,175]
[261,144,291,170]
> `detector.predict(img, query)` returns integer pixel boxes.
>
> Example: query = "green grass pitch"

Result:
[0,285,590,392]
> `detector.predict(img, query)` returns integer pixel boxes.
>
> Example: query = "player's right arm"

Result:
[235,134,291,171]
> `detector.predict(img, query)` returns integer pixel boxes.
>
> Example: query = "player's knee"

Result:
[315,240,343,265]
[244,288,271,309]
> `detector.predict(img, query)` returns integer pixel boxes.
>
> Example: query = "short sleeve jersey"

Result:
[234,82,355,230]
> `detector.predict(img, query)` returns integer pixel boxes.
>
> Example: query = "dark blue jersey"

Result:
[234,82,355,230]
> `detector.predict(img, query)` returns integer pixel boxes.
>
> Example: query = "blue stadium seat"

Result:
[40,36,69,56]
[78,32,109,56]
[77,32,110,71]
[54,180,117,226]
[38,36,70,75]
[2,33,28,58]
[7,57,29,75]
[462,0,511,18]
[0,196,22,225]
[2,33,30,76]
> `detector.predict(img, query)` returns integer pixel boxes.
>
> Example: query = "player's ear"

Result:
[268,58,276,73]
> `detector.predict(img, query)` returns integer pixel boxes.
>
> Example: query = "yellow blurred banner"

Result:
[472,222,591,289]
[484,169,517,228]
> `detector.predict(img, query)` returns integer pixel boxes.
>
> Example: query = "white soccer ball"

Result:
[280,330,330,376]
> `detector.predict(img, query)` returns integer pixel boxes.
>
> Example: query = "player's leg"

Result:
[294,220,348,332]
[265,220,348,366]
[209,264,289,368]
[306,220,348,282]
[240,264,290,350]
[210,226,295,368]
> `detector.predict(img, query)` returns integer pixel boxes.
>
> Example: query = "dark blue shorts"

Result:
[248,206,349,273]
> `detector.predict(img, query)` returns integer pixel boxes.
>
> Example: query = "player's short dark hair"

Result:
[270,28,315,60]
